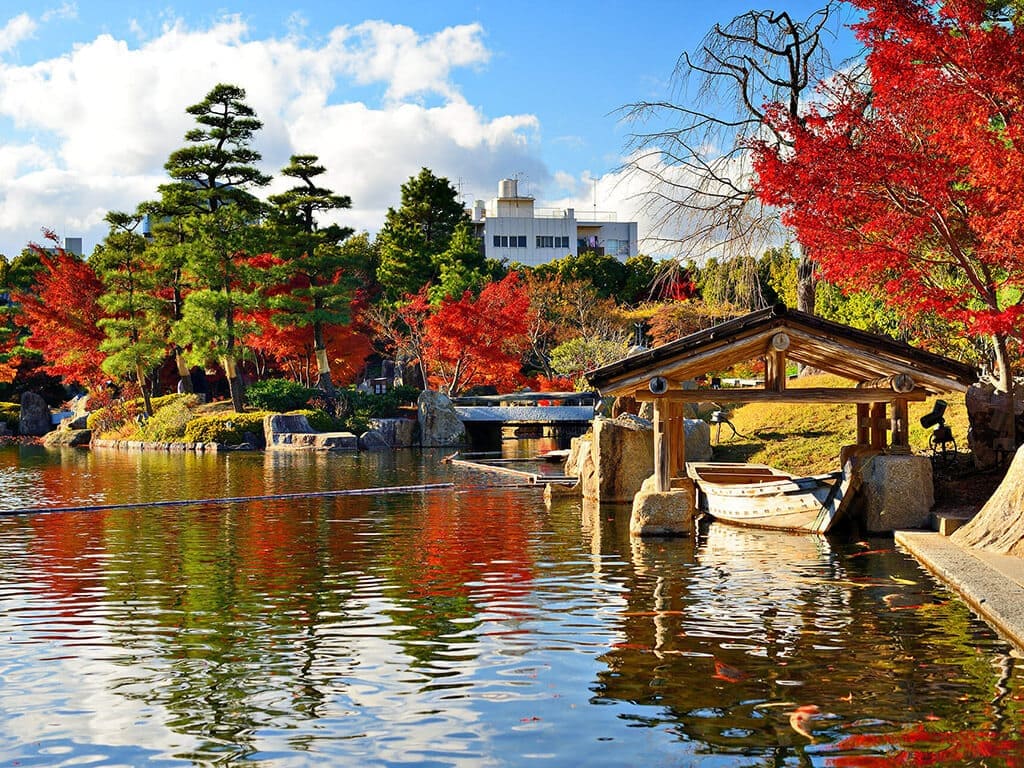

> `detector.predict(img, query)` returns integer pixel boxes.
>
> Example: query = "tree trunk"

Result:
[175,349,194,394]
[313,319,334,394]
[951,444,1024,556]
[223,354,245,413]
[796,247,817,315]
[992,332,1016,449]
[136,362,153,417]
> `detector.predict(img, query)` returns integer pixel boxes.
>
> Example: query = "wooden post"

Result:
[669,401,687,480]
[869,402,887,450]
[890,398,910,453]
[653,398,670,492]
[765,333,789,393]
[856,403,870,446]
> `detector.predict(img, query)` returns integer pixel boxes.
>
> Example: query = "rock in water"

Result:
[19,392,51,436]
[417,391,466,447]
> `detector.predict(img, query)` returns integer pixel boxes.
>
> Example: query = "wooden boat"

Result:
[686,460,860,533]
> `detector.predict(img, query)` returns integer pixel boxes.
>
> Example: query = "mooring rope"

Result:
[0,482,456,517]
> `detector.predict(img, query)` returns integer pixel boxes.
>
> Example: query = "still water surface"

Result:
[1,443,1022,766]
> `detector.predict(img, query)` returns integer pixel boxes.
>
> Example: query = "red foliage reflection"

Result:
[827,724,1024,766]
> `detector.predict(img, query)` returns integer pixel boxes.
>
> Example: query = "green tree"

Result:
[428,219,491,304]
[160,83,272,411]
[533,250,628,300]
[375,168,469,301]
[160,83,272,216]
[267,154,355,393]
[757,245,799,309]
[621,254,661,305]
[93,211,167,416]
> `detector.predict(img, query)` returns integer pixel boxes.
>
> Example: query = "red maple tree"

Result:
[244,255,372,386]
[15,232,108,388]
[753,0,1024,390]
[420,273,534,395]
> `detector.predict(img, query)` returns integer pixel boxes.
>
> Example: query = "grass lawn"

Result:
[706,373,970,476]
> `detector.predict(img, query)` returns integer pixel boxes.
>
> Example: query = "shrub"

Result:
[246,378,317,412]
[137,395,200,442]
[0,402,19,433]
[183,412,271,444]
[288,409,344,433]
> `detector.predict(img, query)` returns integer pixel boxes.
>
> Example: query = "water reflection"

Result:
[0,446,1022,766]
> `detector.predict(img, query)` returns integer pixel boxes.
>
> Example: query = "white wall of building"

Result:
[472,179,638,267]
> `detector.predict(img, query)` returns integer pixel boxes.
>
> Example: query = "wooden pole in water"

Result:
[0,483,456,517]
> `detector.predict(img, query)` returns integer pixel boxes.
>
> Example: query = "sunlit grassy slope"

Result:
[708,373,970,475]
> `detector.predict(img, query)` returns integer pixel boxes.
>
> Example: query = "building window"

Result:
[556,236,569,249]
[493,235,509,247]
[536,235,554,248]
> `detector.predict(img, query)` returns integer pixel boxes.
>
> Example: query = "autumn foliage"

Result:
[419,273,534,395]
[16,235,108,388]
[753,0,1024,388]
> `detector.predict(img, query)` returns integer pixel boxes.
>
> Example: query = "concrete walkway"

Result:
[895,530,1024,650]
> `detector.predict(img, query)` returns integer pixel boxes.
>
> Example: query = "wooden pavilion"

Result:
[586,305,978,494]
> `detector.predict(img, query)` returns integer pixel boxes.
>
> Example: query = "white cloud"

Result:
[0,13,36,54]
[0,13,539,255]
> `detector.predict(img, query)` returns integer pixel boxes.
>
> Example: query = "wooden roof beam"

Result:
[635,387,929,404]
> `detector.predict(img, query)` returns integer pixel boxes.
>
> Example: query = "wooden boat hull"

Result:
[686,461,859,533]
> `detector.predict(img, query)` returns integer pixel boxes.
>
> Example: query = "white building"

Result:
[470,179,638,267]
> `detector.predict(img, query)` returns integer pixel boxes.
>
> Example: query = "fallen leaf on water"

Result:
[840,693,853,703]
[889,575,918,585]
[712,659,750,683]
[789,704,820,740]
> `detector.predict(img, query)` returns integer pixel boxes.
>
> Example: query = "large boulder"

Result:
[630,474,696,536]
[586,414,654,503]
[952,443,1024,556]
[43,429,92,447]
[263,413,358,451]
[966,382,1022,469]
[564,415,713,503]
[685,419,714,462]
[860,454,934,533]
[19,391,51,436]
[365,417,418,449]
[418,391,466,447]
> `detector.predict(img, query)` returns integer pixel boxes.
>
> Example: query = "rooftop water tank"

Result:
[498,178,518,198]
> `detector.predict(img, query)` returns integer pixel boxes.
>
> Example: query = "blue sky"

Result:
[0,1,861,258]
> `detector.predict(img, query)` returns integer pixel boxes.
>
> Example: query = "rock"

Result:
[367,417,418,448]
[585,414,654,503]
[567,415,713,503]
[630,474,696,536]
[264,413,358,451]
[952,443,1024,556]
[543,479,581,504]
[360,430,390,451]
[684,419,713,462]
[417,391,466,447]
[966,383,1022,470]
[43,428,91,447]
[860,454,934,533]
[19,391,51,436]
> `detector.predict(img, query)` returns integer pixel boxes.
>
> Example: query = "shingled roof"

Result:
[586,304,977,398]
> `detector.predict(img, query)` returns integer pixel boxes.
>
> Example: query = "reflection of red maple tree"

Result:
[826,723,1024,767]
[29,510,108,602]
[405,491,535,609]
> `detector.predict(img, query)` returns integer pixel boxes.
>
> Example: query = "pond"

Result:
[1,443,1022,767]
